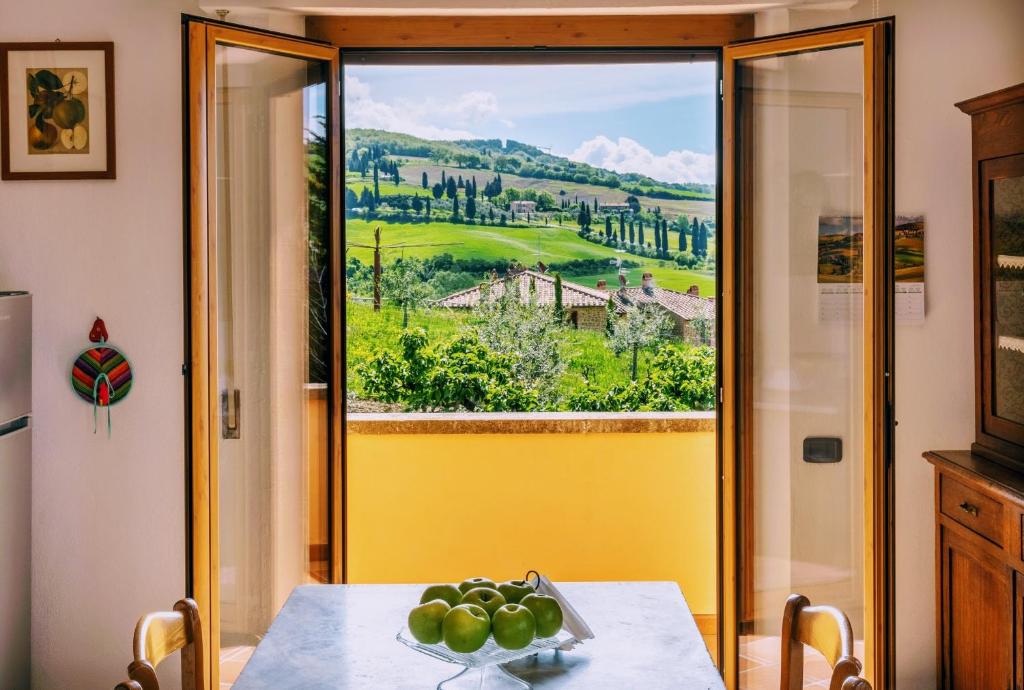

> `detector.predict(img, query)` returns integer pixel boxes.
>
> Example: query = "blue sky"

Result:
[344,61,716,185]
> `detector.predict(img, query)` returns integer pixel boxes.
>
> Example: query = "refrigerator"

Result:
[0,291,30,688]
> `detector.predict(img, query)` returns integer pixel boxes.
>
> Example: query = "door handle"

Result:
[221,389,240,439]
[958,501,979,517]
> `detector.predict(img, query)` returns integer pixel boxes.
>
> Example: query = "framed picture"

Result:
[0,42,115,180]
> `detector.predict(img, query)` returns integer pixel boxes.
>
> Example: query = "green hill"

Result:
[346,128,714,204]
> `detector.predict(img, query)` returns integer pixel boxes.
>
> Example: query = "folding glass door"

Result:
[185,19,341,687]
[720,20,894,690]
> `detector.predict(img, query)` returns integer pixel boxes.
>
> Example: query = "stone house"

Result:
[604,274,716,346]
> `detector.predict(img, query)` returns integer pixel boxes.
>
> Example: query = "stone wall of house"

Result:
[570,306,607,332]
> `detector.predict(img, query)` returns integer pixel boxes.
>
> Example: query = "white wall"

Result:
[757,1,1024,687]
[0,2,298,688]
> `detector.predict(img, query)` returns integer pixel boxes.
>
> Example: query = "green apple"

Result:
[407,599,451,644]
[520,593,563,637]
[442,604,491,653]
[497,579,535,605]
[460,587,506,619]
[491,604,536,650]
[419,584,462,608]
[458,577,497,595]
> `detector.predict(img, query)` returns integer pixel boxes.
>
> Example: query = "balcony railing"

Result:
[342,411,717,623]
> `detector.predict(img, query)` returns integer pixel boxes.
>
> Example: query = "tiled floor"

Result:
[738,634,865,690]
[220,645,255,689]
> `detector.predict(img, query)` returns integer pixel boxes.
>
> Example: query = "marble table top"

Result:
[232,581,724,689]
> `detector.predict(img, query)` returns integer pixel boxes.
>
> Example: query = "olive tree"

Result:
[380,257,432,328]
[608,303,672,381]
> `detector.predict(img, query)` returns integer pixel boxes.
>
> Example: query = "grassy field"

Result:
[344,218,716,294]
[395,158,715,223]
[346,301,671,405]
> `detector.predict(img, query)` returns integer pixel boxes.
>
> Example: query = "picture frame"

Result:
[0,42,115,180]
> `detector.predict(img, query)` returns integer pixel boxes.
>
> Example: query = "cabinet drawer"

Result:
[940,473,1004,546]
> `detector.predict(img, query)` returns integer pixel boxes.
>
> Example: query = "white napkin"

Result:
[527,572,595,650]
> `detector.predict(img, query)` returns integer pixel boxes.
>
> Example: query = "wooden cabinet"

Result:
[1016,570,1024,690]
[926,83,1024,689]
[927,451,1024,690]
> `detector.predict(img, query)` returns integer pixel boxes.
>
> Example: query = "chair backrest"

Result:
[119,598,204,690]
[779,594,871,690]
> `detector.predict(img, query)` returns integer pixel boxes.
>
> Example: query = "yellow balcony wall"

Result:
[344,413,716,617]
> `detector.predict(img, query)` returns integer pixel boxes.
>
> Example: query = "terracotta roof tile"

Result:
[434,270,610,309]
[610,286,714,321]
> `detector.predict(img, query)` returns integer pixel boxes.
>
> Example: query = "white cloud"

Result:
[345,74,505,140]
[568,135,715,185]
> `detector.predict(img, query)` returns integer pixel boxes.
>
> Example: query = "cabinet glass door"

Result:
[987,157,1024,432]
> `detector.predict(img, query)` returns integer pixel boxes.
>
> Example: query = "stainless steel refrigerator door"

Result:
[0,423,30,689]
[0,293,31,424]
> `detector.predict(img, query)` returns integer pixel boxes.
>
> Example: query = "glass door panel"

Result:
[737,44,865,689]
[211,41,330,677]
[722,20,893,690]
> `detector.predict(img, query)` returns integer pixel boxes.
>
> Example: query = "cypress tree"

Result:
[441,170,446,186]
[605,216,612,239]
[638,220,645,246]
[661,220,669,256]
[425,198,431,218]
[629,221,635,245]
[691,217,700,257]
[654,222,662,252]
[698,221,708,257]
[446,176,457,199]
[421,171,428,189]
[679,223,687,252]
[373,163,380,203]
[465,195,476,221]
[619,214,626,243]
[452,195,460,220]
[553,273,564,322]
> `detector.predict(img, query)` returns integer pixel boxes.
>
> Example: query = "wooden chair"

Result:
[116,598,205,690]
[779,594,871,690]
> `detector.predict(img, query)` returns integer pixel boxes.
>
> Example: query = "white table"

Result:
[233,581,724,689]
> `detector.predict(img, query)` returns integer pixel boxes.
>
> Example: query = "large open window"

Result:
[183,15,895,690]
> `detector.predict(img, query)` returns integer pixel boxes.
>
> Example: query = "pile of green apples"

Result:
[407,577,564,653]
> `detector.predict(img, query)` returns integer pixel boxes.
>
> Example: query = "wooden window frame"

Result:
[184,10,897,687]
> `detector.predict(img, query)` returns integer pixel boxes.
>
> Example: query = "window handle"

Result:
[221,389,240,439]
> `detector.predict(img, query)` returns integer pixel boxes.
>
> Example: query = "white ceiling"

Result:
[200,0,856,17]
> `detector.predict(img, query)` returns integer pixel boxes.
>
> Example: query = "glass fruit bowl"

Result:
[396,626,577,689]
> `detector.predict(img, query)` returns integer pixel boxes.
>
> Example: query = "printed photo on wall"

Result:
[894,214,926,322]
[815,214,926,322]
[0,42,115,179]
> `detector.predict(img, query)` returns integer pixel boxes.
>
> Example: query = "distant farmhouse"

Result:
[509,200,537,214]
[434,266,715,344]
[599,202,631,213]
